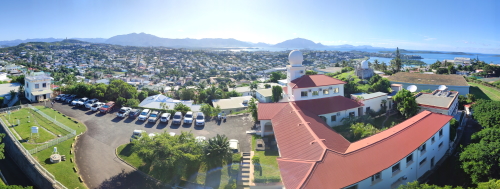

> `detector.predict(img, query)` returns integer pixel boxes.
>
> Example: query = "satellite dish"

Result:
[438,85,447,91]
[407,85,417,92]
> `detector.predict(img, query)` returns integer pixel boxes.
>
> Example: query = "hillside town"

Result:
[0,40,500,189]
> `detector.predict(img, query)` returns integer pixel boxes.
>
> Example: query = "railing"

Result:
[27,133,75,154]
[0,115,68,189]
[28,104,76,135]
[0,105,22,114]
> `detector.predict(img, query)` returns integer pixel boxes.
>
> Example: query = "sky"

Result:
[0,0,499,54]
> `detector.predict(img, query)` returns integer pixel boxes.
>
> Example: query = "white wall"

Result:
[292,84,344,101]
[319,107,359,127]
[25,77,51,102]
[346,122,450,189]
[359,95,388,114]
[418,96,459,116]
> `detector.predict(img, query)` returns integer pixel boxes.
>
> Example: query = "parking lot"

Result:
[51,100,253,188]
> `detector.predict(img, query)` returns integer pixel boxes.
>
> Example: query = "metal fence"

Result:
[0,105,22,114]
[0,115,68,189]
[27,133,75,154]
[28,105,76,135]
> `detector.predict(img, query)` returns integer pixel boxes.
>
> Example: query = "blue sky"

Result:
[1,0,499,54]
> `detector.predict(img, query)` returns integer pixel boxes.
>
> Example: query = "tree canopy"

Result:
[271,86,283,102]
[471,100,500,129]
[393,89,419,118]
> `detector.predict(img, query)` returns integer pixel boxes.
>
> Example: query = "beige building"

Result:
[25,72,53,102]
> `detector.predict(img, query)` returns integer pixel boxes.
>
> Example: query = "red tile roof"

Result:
[289,75,345,89]
[259,98,452,189]
[257,103,288,120]
[293,96,362,115]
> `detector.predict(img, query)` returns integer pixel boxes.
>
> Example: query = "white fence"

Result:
[0,115,68,189]
[27,133,75,154]
[28,104,76,135]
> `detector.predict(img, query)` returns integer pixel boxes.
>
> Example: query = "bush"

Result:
[232,153,242,162]
[251,156,260,165]
[254,176,281,183]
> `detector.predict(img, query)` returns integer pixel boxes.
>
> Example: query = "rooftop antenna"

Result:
[407,85,417,92]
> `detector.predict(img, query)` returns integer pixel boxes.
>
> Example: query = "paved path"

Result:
[50,102,252,188]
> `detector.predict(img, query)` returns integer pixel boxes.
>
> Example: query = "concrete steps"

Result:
[239,151,253,187]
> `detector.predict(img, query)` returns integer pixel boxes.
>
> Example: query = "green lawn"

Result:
[251,135,281,183]
[372,114,404,129]
[468,82,500,101]
[35,106,87,134]
[32,138,86,189]
[1,109,57,144]
[332,71,371,93]
[117,143,239,189]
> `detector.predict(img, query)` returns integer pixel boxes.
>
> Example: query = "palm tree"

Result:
[250,81,258,97]
[373,59,380,70]
[205,134,232,167]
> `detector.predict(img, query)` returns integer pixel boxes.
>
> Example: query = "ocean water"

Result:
[233,47,500,64]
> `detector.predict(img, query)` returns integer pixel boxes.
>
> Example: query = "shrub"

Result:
[232,153,242,162]
[251,156,260,165]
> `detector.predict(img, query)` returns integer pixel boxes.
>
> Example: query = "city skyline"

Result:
[1,0,499,54]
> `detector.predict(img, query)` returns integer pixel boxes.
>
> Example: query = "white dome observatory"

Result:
[289,50,304,66]
[361,60,369,69]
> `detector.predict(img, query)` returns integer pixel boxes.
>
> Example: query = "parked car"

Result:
[169,132,176,136]
[229,139,239,153]
[90,102,105,111]
[172,112,183,125]
[70,98,81,106]
[130,130,146,142]
[60,94,70,102]
[76,97,89,106]
[84,99,99,109]
[55,94,65,101]
[160,113,171,123]
[65,95,76,103]
[184,111,193,124]
[148,111,160,122]
[117,107,131,118]
[195,136,206,142]
[195,112,205,126]
[138,109,151,121]
[129,109,141,118]
[99,101,115,114]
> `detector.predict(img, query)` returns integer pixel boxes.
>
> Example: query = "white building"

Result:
[25,72,53,102]
[256,50,453,189]
[212,96,254,113]
[351,92,388,114]
[138,94,201,112]
[415,89,459,116]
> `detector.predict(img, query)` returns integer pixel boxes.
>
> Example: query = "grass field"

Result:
[332,71,371,93]
[117,143,239,189]
[35,106,86,134]
[251,135,281,183]
[32,138,86,189]
[1,109,57,144]
[468,82,500,101]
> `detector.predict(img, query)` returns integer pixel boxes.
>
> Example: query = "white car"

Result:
[130,130,146,142]
[148,133,158,138]
[148,111,160,122]
[195,112,205,126]
[84,99,99,109]
[229,139,239,153]
[90,102,105,111]
[169,132,176,137]
[183,111,193,124]
[160,113,171,123]
[76,97,89,106]
[138,109,151,121]
[70,98,81,106]
[117,107,131,118]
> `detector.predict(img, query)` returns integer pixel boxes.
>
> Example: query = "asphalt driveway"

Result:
[51,102,252,188]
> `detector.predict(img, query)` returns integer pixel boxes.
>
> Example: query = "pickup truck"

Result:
[99,101,115,114]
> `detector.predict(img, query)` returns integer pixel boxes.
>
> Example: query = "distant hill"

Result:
[105,33,253,47]
[273,38,326,48]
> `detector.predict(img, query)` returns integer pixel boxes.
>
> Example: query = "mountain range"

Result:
[0,32,387,49]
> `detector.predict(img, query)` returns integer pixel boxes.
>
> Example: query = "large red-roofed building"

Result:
[257,50,453,189]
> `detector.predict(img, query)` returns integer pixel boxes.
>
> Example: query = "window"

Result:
[42,83,47,88]
[344,185,358,189]
[439,129,443,137]
[431,136,435,144]
[366,107,370,112]
[323,89,329,95]
[349,112,355,117]
[334,88,339,93]
[392,163,400,173]
[371,172,382,182]
[301,91,308,97]
[406,154,413,164]
[438,142,443,149]
[420,143,426,153]
[431,157,435,168]
[419,158,427,166]
[312,91,319,96]
[35,84,39,89]
[331,115,337,122]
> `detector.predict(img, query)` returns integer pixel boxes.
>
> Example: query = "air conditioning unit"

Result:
[300,70,304,74]
[318,88,322,91]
